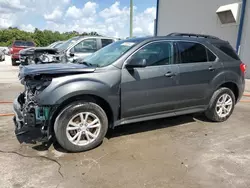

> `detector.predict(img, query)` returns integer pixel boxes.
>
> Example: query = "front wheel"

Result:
[54,101,108,152]
[205,87,235,122]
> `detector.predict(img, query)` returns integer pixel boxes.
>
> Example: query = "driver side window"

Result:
[72,38,97,53]
[131,41,174,66]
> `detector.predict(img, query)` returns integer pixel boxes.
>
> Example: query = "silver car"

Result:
[19,36,119,65]
[0,50,5,61]
[56,36,118,62]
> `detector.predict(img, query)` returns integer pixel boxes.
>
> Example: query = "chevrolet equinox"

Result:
[13,33,246,152]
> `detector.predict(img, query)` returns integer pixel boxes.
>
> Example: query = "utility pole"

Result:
[130,0,133,38]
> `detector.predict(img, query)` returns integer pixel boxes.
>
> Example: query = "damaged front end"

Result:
[14,63,96,144]
[13,75,53,143]
[19,47,65,65]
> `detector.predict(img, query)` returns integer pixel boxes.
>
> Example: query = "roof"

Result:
[123,33,227,44]
[75,35,119,40]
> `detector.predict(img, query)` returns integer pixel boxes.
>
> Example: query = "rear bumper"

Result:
[237,79,245,103]
[13,95,47,143]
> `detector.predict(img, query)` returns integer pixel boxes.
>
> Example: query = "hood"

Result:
[19,63,96,79]
[20,47,58,55]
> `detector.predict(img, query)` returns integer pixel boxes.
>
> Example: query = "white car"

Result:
[0,50,5,61]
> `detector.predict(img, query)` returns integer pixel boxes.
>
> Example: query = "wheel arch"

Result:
[217,82,239,102]
[50,94,115,132]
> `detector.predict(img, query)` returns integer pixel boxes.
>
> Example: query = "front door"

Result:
[121,41,180,119]
[69,38,98,61]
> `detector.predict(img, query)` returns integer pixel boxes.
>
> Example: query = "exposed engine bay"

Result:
[19,47,65,65]
[13,62,96,143]
[14,75,53,143]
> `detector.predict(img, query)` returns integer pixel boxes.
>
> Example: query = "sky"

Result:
[0,0,156,38]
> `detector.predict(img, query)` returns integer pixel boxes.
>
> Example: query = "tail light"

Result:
[240,62,246,74]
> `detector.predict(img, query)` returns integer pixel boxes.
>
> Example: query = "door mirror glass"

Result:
[126,57,147,68]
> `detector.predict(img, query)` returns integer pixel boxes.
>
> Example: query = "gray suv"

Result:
[13,33,246,152]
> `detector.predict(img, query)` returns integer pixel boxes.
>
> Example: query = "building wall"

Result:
[157,0,250,78]
[240,0,250,78]
[157,0,241,48]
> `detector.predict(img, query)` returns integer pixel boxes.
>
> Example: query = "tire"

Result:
[205,87,235,122]
[54,101,108,152]
[12,59,17,66]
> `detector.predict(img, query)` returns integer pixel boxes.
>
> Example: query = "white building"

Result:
[155,0,250,78]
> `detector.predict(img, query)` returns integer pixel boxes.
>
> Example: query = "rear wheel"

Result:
[54,101,108,152]
[205,87,235,122]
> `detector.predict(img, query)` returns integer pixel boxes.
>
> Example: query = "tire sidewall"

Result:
[54,102,108,152]
[12,59,16,66]
[208,88,235,122]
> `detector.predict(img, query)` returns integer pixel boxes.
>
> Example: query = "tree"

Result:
[0,28,100,47]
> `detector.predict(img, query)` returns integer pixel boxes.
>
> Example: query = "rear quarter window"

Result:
[214,43,239,60]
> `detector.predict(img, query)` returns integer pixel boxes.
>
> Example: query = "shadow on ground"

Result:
[32,113,210,153]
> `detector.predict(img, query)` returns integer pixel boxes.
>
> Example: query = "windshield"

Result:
[79,40,138,67]
[57,37,80,51]
[54,42,64,48]
[14,41,35,47]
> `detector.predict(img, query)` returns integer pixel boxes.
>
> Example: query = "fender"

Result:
[207,69,243,102]
[36,70,121,121]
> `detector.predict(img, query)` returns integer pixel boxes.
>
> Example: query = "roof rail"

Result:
[167,32,219,39]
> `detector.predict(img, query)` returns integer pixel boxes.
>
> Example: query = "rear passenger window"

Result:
[101,39,114,47]
[178,42,207,63]
[214,43,239,60]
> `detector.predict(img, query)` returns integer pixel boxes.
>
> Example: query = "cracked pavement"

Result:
[1,56,250,188]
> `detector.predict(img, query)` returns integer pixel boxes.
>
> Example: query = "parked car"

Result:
[10,40,35,66]
[0,50,5,61]
[19,36,118,65]
[13,33,245,152]
[0,47,9,55]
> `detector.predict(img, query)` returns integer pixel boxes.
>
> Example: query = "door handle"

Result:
[164,72,175,77]
[208,66,215,71]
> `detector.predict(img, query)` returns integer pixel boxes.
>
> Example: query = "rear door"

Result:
[176,41,218,109]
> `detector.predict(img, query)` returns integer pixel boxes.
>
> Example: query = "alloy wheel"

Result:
[66,112,101,146]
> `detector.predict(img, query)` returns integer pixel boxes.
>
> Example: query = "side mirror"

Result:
[126,58,147,69]
[69,52,74,57]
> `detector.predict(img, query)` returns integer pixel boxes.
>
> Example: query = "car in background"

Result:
[58,36,118,61]
[19,36,118,65]
[48,41,65,48]
[0,47,9,55]
[10,40,35,66]
[0,50,5,61]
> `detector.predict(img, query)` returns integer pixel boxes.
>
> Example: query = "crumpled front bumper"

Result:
[13,95,47,144]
